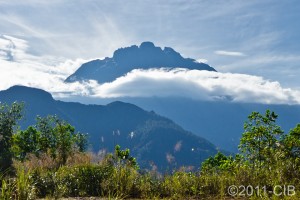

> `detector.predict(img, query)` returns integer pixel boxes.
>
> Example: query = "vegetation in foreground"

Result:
[0,102,300,199]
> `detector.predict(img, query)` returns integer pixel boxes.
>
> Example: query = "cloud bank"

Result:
[92,68,300,104]
[0,35,300,105]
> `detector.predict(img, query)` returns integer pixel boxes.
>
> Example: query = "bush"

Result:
[54,164,113,197]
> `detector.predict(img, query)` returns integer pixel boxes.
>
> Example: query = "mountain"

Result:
[65,41,216,83]
[61,96,300,153]
[126,98,300,152]
[0,86,219,170]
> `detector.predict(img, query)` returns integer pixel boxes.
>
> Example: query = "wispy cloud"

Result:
[214,50,246,57]
[196,58,208,63]
[0,35,90,95]
[0,0,299,90]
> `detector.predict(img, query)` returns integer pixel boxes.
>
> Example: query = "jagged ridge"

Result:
[65,42,216,83]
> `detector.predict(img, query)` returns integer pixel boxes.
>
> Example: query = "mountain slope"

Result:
[115,97,300,152]
[65,42,216,83]
[63,96,300,153]
[0,85,218,170]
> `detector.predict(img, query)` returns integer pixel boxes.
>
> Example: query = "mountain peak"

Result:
[65,42,216,83]
[140,41,156,49]
[1,85,54,103]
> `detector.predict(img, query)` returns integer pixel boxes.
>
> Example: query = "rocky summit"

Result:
[65,42,216,83]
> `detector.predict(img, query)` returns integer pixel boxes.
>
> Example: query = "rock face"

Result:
[0,85,219,171]
[65,42,216,83]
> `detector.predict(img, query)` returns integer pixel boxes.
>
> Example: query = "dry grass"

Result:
[13,152,97,171]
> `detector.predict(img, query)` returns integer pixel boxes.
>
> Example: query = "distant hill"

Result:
[65,41,216,83]
[0,85,219,170]
[62,96,300,153]
[116,97,300,152]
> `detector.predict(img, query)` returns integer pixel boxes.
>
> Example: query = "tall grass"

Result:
[1,150,299,200]
[0,167,36,200]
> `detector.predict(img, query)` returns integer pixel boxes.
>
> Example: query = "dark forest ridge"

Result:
[0,85,219,170]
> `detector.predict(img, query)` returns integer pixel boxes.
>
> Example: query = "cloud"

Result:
[1,35,300,105]
[1,0,299,91]
[0,35,91,96]
[196,58,208,63]
[214,50,246,57]
[91,68,300,105]
[0,35,29,61]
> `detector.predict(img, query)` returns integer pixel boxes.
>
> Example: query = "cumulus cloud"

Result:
[214,50,246,57]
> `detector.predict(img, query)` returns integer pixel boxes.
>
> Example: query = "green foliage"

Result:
[55,164,113,197]
[101,163,138,198]
[97,145,140,198]
[201,152,234,172]
[2,107,300,199]
[161,171,201,199]
[280,124,300,182]
[74,132,88,152]
[239,110,283,168]
[12,115,88,166]
[11,126,40,161]
[0,102,23,172]
[113,145,139,169]
[282,124,300,159]
[0,168,36,200]
[1,178,15,200]
[15,167,36,200]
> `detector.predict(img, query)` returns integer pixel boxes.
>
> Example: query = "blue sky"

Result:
[0,0,300,104]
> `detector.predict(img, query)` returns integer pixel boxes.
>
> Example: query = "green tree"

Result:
[281,124,300,177]
[108,145,139,169]
[74,132,88,152]
[36,115,58,158]
[12,115,88,166]
[0,102,23,172]
[35,115,83,165]
[239,110,283,169]
[55,120,77,165]
[283,124,300,159]
[201,152,234,172]
[11,126,40,161]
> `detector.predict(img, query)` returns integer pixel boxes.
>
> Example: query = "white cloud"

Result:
[214,50,246,57]
[0,35,300,105]
[0,35,90,95]
[196,58,208,63]
[0,35,29,60]
[90,68,300,105]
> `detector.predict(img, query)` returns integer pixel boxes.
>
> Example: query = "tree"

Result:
[74,132,88,152]
[12,115,88,166]
[201,152,234,173]
[0,102,23,172]
[281,124,300,173]
[11,126,40,161]
[35,115,84,165]
[106,145,139,170]
[35,115,58,158]
[55,120,77,165]
[239,110,283,169]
